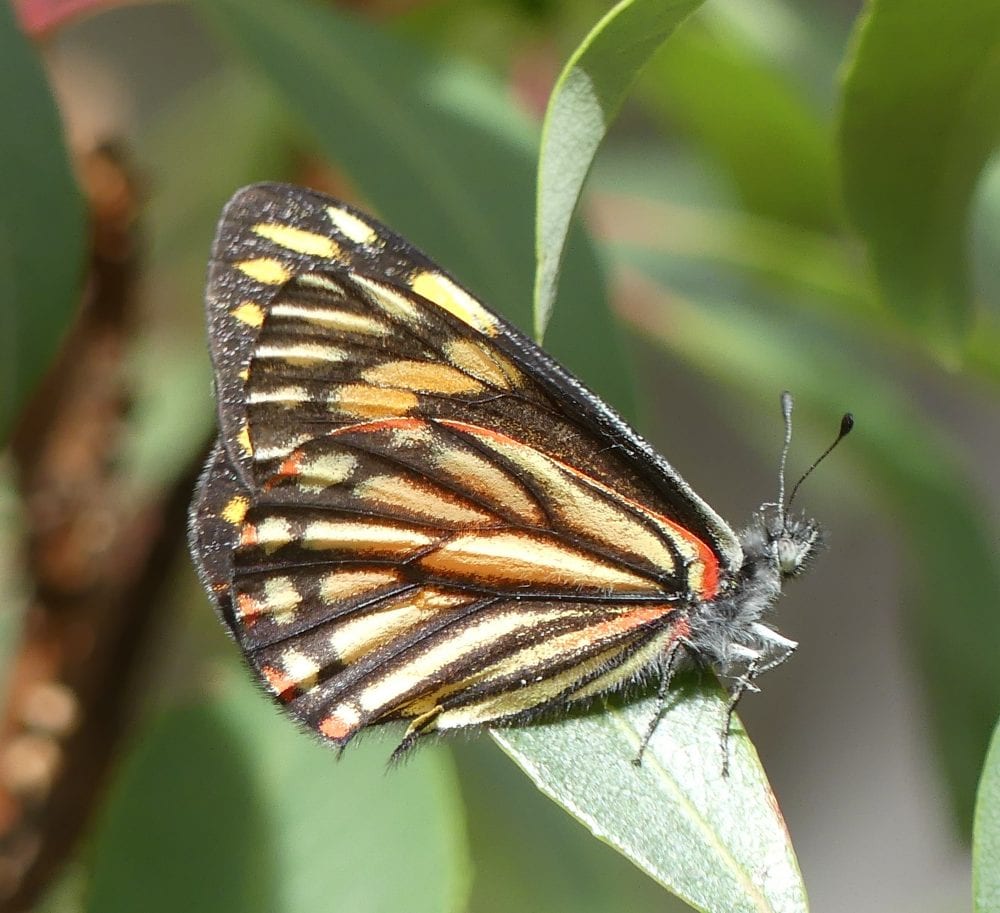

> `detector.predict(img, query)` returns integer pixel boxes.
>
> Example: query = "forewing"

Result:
[205,182,742,569]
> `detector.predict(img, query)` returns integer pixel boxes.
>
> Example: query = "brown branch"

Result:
[0,145,201,911]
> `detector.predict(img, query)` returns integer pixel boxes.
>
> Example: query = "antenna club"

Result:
[785,407,853,511]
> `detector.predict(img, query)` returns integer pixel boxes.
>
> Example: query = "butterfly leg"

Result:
[721,660,761,776]
[391,705,443,762]
[632,637,685,767]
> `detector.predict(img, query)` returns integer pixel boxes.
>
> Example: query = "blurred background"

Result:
[1,0,998,911]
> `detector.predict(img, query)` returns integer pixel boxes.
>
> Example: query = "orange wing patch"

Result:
[362,360,485,396]
[420,530,660,593]
[440,420,720,599]
[329,384,419,419]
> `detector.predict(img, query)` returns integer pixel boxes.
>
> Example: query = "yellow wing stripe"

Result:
[255,341,348,366]
[272,301,387,336]
[444,338,522,389]
[299,518,435,555]
[236,258,291,285]
[318,568,401,604]
[354,474,495,526]
[232,301,265,327]
[329,588,471,665]
[275,450,358,493]
[253,222,341,258]
[352,274,423,324]
[328,384,419,419]
[409,270,500,336]
[326,205,379,245]
[236,575,303,625]
[262,650,320,697]
[351,606,572,716]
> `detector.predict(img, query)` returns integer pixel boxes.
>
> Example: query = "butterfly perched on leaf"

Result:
[188,183,849,760]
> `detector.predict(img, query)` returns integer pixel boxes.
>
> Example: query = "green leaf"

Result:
[86,692,279,913]
[640,9,837,231]
[975,716,1000,913]
[534,0,704,339]
[591,187,871,321]
[0,2,86,440]
[839,1,1000,349]
[456,740,689,913]
[87,671,470,913]
[494,681,806,913]
[194,0,633,416]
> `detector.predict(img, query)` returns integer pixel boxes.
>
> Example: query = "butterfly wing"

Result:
[190,182,742,749]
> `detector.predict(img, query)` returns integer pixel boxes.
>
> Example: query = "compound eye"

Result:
[775,536,808,575]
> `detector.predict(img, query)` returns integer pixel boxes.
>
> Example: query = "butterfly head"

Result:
[740,396,853,593]
[686,397,852,679]
[683,510,815,690]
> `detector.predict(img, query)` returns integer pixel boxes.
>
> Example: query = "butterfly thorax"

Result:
[685,509,821,679]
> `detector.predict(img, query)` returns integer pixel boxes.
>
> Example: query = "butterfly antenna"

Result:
[785,411,855,511]
[776,392,795,527]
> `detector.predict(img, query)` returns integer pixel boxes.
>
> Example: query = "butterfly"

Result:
[188,182,851,763]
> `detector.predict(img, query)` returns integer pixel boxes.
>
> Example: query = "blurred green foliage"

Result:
[0,0,86,439]
[87,671,470,913]
[3,0,1000,911]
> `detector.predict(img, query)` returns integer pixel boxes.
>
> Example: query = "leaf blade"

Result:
[639,10,838,231]
[975,717,1000,913]
[839,1,1000,348]
[87,671,471,913]
[494,682,807,913]
[534,0,704,339]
